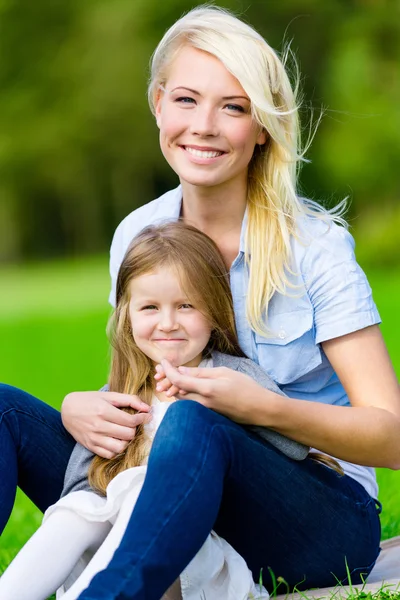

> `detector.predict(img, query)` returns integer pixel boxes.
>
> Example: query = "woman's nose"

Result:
[189,105,219,137]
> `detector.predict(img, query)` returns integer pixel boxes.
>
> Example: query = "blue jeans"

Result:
[77,400,381,600]
[0,384,75,533]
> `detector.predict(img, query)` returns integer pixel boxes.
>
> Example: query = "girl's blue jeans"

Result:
[0,384,381,599]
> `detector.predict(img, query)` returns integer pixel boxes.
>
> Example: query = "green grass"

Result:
[0,257,399,591]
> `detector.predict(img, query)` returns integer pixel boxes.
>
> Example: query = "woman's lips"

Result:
[180,145,226,163]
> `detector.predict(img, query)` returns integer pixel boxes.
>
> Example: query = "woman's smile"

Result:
[181,144,226,162]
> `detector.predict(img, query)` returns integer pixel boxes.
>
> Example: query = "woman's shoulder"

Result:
[291,211,357,282]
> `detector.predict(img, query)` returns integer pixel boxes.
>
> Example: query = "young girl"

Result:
[1,5,399,599]
[0,222,311,600]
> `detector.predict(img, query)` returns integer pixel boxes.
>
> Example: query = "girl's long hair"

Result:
[89,221,342,492]
[148,5,347,335]
[89,221,243,494]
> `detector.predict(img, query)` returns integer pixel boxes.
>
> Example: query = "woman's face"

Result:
[155,46,266,191]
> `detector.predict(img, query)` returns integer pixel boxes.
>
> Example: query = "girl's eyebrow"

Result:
[170,86,249,102]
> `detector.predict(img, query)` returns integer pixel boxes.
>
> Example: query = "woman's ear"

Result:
[155,87,165,129]
[256,128,268,146]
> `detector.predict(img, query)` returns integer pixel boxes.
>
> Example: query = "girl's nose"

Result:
[158,310,179,331]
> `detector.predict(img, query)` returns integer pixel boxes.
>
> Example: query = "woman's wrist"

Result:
[246,386,283,428]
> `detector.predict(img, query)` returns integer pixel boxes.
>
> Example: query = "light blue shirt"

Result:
[109,185,381,409]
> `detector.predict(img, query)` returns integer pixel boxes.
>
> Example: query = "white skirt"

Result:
[46,463,268,600]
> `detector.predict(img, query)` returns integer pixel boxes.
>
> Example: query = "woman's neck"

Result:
[180,179,247,269]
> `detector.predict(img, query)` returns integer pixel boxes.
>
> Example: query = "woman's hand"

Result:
[156,360,267,424]
[61,391,152,458]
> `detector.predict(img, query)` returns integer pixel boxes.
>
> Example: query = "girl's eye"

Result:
[141,305,157,311]
[175,96,196,105]
[180,303,193,309]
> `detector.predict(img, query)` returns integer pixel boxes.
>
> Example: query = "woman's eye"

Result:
[175,96,196,105]
[225,104,245,113]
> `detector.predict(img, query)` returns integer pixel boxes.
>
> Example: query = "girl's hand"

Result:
[154,364,181,398]
[159,359,267,424]
[61,391,152,459]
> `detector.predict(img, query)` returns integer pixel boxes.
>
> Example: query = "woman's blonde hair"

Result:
[148,5,346,335]
[89,221,243,494]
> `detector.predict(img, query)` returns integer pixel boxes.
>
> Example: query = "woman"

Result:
[1,5,399,599]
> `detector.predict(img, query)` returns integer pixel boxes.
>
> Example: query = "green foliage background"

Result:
[0,0,399,266]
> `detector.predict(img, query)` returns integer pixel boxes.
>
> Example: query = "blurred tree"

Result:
[0,0,398,264]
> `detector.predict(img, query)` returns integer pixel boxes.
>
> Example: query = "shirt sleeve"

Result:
[61,443,95,497]
[301,222,381,344]
[61,384,109,497]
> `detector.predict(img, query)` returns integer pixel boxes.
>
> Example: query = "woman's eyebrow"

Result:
[170,86,249,101]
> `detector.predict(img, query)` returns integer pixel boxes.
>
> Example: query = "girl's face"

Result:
[129,266,212,368]
[155,46,266,191]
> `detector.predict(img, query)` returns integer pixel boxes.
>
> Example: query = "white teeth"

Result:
[185,147,223,159]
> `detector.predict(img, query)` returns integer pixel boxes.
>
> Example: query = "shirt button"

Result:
[278,328,286,339]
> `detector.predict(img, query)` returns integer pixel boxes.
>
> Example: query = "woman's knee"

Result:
[151,400,238,465]
[149,400,231,477]
[159,400,224,435]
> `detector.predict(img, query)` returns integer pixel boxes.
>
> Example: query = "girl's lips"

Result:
[153,339,186,342]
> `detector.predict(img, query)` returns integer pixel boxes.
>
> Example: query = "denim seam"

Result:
[0,408,67,445]
[108,421,227,597]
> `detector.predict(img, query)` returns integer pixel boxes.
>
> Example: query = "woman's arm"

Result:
[160,325,400,469]
[61,391,151,458]
[258,325,400,468]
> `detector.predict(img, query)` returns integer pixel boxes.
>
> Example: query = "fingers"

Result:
[155,376,173,393]
[92,438,129,459]
[91,436,130,459]
[164,385,180,398]
[160,360,211,396]
[154,364,165,381]
[155,363,188,397]
[154,377,180,398]
[177,364,221,378]
[162,360,222,379]
[104,392,150,412]
[103,405,152,429]
[88,410,153,458]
